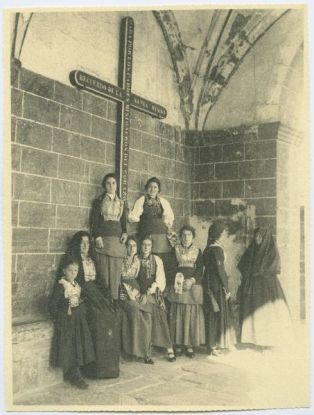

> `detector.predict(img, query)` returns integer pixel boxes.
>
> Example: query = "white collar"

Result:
[106,192,116,200]
[211,242,223,250]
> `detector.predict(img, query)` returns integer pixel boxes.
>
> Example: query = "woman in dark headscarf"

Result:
[68,230,120,378]
[237,227,292,348]
[203,220,237,356]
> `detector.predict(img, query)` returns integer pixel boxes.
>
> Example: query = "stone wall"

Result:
[188,122,278,231]
[11,65,190,325]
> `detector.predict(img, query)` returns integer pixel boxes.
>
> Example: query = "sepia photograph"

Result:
[4,1,311,412]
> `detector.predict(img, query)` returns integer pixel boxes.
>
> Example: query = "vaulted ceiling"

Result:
[153,9,290,130]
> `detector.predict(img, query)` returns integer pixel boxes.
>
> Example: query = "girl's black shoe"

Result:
[185,348,195,358]
[71,377,89,389]
[144,357,154,364]
[175,347,183,357]
[167,352,176,362]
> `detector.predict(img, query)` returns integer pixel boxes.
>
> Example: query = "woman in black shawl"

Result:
[68,230,120,378]
[237,227,292,348]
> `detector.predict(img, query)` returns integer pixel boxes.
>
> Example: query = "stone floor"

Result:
[13,342,309,411]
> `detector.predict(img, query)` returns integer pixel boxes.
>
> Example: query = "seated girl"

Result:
[137,237,176,362]
[120,236,154,364]
[68,231,120,379]
[49,256,95,389]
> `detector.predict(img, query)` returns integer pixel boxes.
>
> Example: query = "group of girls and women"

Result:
[49,174,292,389]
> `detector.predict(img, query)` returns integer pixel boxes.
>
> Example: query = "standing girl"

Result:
[128,177,175,283]
[49,257,95,389]
[91,173,128,300]
[203,221,236,356]
[167,225,205,357]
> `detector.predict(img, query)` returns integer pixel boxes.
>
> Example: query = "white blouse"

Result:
[128,195,174,228]
[149,255,166,294]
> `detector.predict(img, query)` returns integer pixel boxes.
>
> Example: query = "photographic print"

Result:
[4,3,310,411]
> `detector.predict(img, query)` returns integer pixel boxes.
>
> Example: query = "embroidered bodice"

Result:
[139,254,157,279]
[142,195,163,219]
[175,244,199,268]
[101,193,124,222]
[121,255,140,281]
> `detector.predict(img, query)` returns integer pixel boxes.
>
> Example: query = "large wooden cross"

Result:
[69,17,167,200]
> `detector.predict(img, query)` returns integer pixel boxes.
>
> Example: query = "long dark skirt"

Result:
[239,276,292,346]
[169,303,205,347]
[96,253,123,300]
[158,252,173,286]
[50,303,95,372]
[121,299,153,358]
[82,282,120,378]
[146,294,173,349]
[206,289,236,350]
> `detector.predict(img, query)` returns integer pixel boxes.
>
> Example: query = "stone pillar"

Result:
[277,125,305,320]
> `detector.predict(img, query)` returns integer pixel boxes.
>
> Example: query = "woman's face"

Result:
[255,232,263,246]
[105,177,117,194]
[141,239,152,257]
[127,239,138,257]
[64,263,79,283]
[80,236,89,255]
[147,182,159,198]
[181,230,194,247]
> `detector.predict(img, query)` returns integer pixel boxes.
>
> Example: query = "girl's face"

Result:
[105,177,117,194]
[127,239,138,257]
[147,182,159,198]
[80,236,89,255]
[255,232,263,246]
[141,239,152,257]
[64,263,79,283]
[181,230,194,247]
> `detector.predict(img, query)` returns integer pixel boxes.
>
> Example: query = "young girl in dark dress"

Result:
[203,221,236,356]
[49,256,95,389]
[68,231,120,379]
[237,227,292,348]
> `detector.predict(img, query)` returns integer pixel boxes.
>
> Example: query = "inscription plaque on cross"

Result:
[69,17,167,201]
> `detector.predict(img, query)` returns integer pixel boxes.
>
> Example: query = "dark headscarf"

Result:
[237,227,280,279]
